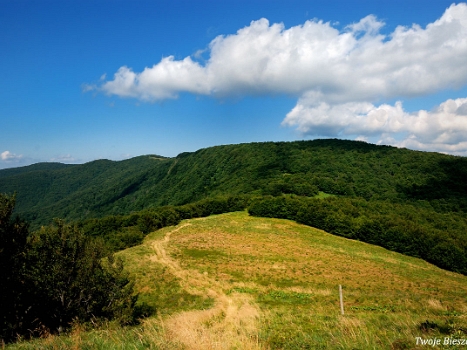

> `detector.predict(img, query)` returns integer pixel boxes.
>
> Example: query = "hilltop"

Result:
[8,212,467,349]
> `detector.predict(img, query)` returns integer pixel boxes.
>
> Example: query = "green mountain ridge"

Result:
[1,139,466,227]
[0,162,73,179]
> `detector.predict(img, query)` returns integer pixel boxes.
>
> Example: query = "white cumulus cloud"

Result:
[92,3,467,155]
[96,3,467,102]
[1,151,23,161]
[283,97,467,155]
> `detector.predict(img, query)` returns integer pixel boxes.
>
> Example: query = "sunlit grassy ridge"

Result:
[9,212,467,349]
[165,212,467,349]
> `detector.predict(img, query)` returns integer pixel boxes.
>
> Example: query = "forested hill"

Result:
[1,139,467,226]
[0,162,72,179]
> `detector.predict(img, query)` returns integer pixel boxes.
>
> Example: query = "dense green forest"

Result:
[1,139,467,228]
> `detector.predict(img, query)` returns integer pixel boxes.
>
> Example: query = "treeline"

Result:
[248,196,467,275]
[0,194,147,344]
[77,195,252,252]
[73,192,467,276]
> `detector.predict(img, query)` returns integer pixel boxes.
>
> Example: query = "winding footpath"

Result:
[150,223,263,350]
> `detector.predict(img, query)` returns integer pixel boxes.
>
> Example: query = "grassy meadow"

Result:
[8,211,467,349]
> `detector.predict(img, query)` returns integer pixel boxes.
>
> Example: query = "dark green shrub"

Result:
[0,193,29,342]
[1,194,141,343]
[24,221,138,335]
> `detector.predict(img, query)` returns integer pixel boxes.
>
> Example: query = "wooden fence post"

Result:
[339,284,345,315]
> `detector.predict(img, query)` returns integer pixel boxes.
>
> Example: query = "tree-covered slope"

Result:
[1,139,466,226]
[0,162,72,179]
[0,156,172,224]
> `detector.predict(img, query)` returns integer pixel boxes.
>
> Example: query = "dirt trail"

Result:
[150,223,263,350]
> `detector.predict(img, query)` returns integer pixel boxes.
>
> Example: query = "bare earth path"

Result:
[150,223,263,350]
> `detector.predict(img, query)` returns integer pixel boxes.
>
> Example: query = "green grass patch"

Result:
[182,248,226,259]
[227,286,258,294]
[350,305,395,313]
[258,290,313,305]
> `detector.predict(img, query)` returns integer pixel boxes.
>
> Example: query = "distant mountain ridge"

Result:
[0,162,73,179]
[1,139,466,227]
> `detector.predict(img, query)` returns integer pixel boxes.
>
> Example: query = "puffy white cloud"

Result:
[97,3,467,102]
[283,97,467,156]
[1,151,23,161]
[101,58,210,101]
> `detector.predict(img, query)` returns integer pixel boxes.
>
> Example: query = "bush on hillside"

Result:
[0,193,29,342]
[0,193,141,344]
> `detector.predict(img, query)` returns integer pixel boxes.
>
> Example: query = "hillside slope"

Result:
[1,139,467,226]
[9,212,467,349]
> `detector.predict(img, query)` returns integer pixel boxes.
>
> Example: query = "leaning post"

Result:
[339,284,345,315]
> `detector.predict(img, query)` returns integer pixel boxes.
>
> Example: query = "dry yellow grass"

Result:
[164,293,261,350]
[160,212,467,349]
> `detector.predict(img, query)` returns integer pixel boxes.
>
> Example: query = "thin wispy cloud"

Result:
[50,154,79,163]
[91,3,467,155]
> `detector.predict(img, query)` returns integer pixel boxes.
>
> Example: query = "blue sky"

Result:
[1,0,467,169]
